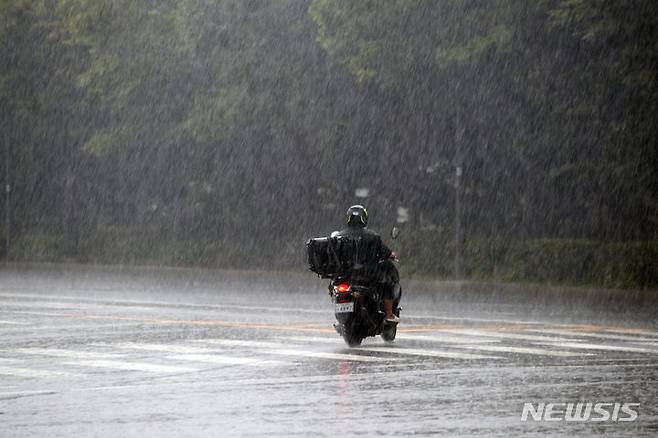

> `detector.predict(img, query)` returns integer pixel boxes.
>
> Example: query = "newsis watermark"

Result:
[521,402,639,422]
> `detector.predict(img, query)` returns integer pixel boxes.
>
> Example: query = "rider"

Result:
[333,205,400,323]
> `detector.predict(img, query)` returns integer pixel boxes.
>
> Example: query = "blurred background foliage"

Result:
[1,0,656,288]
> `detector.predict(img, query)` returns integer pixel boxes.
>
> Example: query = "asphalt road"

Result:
[1,264,657,437]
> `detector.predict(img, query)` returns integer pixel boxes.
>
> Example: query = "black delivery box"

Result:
[307,235,376,277]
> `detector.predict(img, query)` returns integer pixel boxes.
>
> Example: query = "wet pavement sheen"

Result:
[0,265,656,437]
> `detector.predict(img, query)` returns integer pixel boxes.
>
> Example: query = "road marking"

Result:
[456,344,591,357]
[197,339,394,362]
[0,323,147,335]
[4,292,654,341]
[0,302,83,311]
[278,336,345,344]
[3,311,70,317]
[64,361,658,393]
[281,334,500,346]
[198,339,296,349]
[79,384,145,392]
[62,360,198,373]
[396,334,500,344]
[166,354,287,366]
[106,342,223,355]
[0,366,78,378]
[534,342,658,354]
[526,328,658,344]
[0,390,58,399]
[400,314,550,326]
[0,320,27,325]
[602,328,658,337]
[0,293,329,315]
[354,346,500,360]
[6,292,654,334]
[44,313,336,333]
[3,292,655,348]
[430,329,573,343]
[268,349,393,362]
[631,341,658,348]
[12,348,122,360]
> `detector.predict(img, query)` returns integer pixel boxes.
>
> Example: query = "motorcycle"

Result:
[307,227,402,347]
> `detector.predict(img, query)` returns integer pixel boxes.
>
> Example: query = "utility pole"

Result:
[454,109,465,280]
[455,164,462,279]
[4,125,9,263]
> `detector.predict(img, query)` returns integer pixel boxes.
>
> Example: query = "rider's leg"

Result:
[379,262,400,322]
[384,298,395,320]
[383,283,399,322]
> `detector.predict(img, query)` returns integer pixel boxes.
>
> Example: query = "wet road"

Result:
[1,264,657,437]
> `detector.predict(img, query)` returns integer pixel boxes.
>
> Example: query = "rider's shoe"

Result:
[385,315,400,324]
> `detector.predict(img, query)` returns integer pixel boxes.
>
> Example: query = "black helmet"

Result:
[346,204,368,227]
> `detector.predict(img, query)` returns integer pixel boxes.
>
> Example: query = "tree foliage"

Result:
[1,0,656,277]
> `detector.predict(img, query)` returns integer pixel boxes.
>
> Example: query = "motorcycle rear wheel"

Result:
[381,321,397,342]
[380,306,400,342]
[342,328,363,347]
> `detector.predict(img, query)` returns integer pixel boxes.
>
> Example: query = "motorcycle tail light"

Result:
[335,282,350,293]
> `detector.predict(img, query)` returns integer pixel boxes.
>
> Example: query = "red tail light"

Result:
[335,282,350,293]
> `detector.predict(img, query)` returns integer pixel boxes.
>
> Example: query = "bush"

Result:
[8,228,657,289]
[396,230,658,289]
[11,234,65,261]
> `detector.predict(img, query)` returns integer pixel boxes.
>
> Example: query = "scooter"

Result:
[307,227,401,346]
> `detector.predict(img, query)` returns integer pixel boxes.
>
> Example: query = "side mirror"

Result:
[390,226,400,240]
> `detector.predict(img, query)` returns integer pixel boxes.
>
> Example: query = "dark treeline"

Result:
[1,1,657,286]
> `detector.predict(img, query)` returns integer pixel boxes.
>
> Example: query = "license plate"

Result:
[335,302,354,314]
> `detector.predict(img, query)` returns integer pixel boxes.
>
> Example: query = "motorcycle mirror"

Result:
[390,226,400,240]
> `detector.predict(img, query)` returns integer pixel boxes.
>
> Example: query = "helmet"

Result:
[346,205,368,227]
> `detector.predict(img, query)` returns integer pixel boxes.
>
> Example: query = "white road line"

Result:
[526,328,658,344]
[431,329,573,343]
[0,366,78,378]
[603,328,658,338]
[62,360,198,373]
[0,294,558,325]
[354,346,500,360]
[279,336,347,344]
[12,348,123,360]
[0,293,658,336]
[456,345,592,357]
[281,334,500,345]
[197,339,394,362]
[0,302,81,310]
[166,354,287,366]
[1,323,146,334]
[534,342,658,354]
[0,390,56,398]
[554,362,658,369]
[631,341,658,348]
[0,320,27,325]
[402,314,549,326]
[9,292,649,331]
[0,293,328,315]
[0,292,527,323]
[198,339,288,349]
[396,334,500,344]
[79,384,145,392]
[105,342,222,355]
[3,311,70,317]
[266,349,392,362]
[60,361,658,393]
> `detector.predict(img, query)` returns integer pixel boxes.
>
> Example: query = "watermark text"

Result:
[521,402,639,422]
